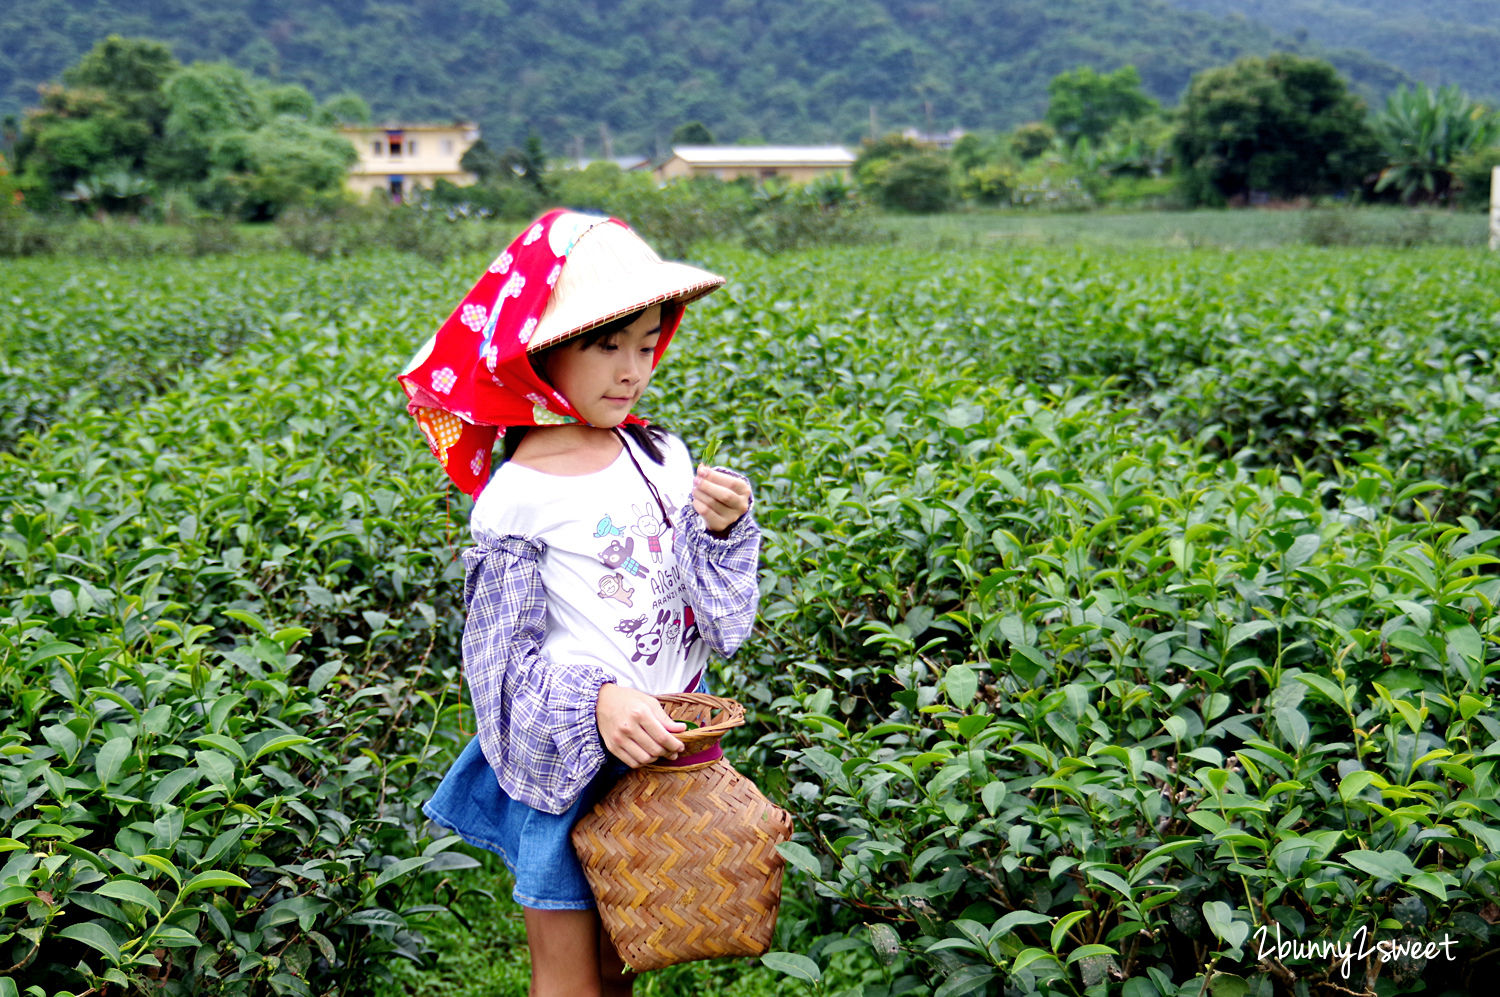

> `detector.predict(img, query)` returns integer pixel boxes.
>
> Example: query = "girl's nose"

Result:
[620,354,649,382]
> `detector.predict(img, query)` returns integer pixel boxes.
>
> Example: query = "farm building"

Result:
[338,122,481,202]
[654,145,856,184]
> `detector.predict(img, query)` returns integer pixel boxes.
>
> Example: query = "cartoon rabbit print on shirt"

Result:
[630,503,668,563]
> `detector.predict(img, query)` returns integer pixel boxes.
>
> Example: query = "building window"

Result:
[408,138,419,155]
[372,140,384,156]
[442,139,454,156]
[389,139,403,157]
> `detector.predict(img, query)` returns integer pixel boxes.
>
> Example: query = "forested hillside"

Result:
[0,0,1415,156]
[1162,0,1500,106]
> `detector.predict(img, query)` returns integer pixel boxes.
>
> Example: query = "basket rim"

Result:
[656,692,744,751]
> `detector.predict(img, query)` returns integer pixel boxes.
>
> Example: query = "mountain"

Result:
[0,0,1424,157]
[1160,0,1500,107]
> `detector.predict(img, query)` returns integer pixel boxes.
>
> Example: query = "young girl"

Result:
[397,210,760,996]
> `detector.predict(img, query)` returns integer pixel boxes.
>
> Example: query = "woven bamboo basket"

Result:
[571,693,794,972]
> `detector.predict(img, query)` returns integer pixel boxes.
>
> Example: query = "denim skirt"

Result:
[423,675,706,910]
[423,739,626,910]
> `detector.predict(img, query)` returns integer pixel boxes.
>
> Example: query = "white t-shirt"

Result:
[469,432,706,696]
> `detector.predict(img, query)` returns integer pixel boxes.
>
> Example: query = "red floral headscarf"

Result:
[397,210,688,497]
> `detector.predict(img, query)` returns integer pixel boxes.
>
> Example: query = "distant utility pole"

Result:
[1491,166,1499,251]
[599,122,613,160]
[869,104,877,142]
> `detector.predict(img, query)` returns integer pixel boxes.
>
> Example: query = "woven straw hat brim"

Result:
[526,218,725,352]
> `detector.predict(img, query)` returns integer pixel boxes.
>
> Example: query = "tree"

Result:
[236,118,356,218]
[1372,83,1500,204]
[1173,54,1380,206]
[459,138,503,182]
[865,151,953,212]
[853,133,927,188]
[498,131,548,193]
[1009,122,1056,161]
[315,93,372,126]
[61,35,178,132]
[671,121,715,146]
[1045,66,1157,148]
[14,36,179,208]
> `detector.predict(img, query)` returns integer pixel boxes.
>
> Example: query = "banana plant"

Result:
[1373,83,1500,204]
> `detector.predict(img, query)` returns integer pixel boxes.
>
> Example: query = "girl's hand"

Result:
[693,464,752,535]
[596,683,686,767]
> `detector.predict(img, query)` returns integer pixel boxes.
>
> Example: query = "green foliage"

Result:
[5,225,1500,997]
[1162,0,1500,112]
[0,0,1436,155]
[1045,65,1158,148]
[16,40,355,219]
[13,35,179,211]
[692,242,1500,995]
[1452,146,1500,211]
[860,151,955,214]
[0,251,475,994]
[1173,53,1381,205]
[672,121,716,146]
[547,165,876,257]
[313,93,372,128]
[1009,123,1058,161]
[371,856,795,997]
[1372,83,1500,205]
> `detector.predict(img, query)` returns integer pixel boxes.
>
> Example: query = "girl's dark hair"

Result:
[503,306,670,464]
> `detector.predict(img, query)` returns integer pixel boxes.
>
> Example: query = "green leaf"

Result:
[934,966,996,997]
[372,855,433,889]
[980,781,1006,816]
[133,853,181,885]
[94,736,133,787]
[1066,943,1119,964]
[180,869,250,896]
[1051,909,1088,951]
[944,664,978,706]
[1226,620,1274,650]
[251,734,314,762]
[777,841,823,878]
[57,920,122,960]
[94,880,162,916]
[989,909,1052,941]
[1284,533,1321,569]
[1201,901,1248,950]
[1338,770,1377,802]
[1343,849,1418,882]
[1011,947,1060,971]
[761,951,821,983]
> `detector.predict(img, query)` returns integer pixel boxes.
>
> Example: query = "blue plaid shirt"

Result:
[460,503,759,814]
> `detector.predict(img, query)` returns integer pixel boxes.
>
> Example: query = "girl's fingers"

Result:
[692,476,749,516]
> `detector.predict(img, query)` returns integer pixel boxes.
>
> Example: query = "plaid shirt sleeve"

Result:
[675,470,761,656]
[461,536,616,815]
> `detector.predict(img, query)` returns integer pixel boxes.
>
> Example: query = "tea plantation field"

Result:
[2,238,1499,997]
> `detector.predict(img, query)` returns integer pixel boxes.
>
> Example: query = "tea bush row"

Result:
[0,255,430,449]
[4,241,1499,996]
[676,249,1500,995]
[1,254,472,995]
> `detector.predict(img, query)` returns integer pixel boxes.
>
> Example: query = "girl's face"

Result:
[543,305,663,428]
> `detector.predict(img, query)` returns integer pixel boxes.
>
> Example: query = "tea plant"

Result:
[3,238,1498,996]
